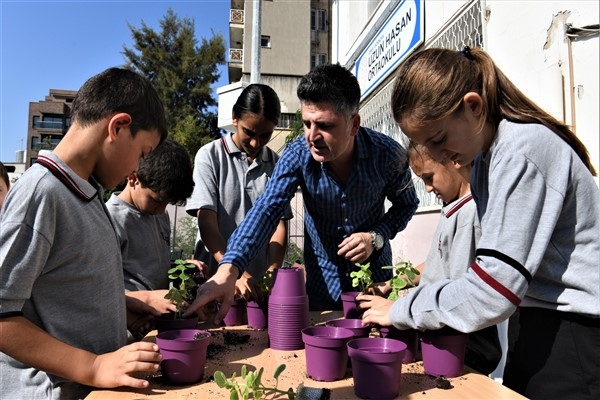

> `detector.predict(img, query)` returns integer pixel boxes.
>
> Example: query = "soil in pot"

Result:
[154,313,199,333]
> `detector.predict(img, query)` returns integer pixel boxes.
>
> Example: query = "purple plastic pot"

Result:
[154,313,199,333]
[246,300,268,329]
[420,330,468,378]
[347,337,406,399]
[268,267,309,350]
[270,267,306,297]
[302,326,354,382]
[326,318,371,339]
[380,326,419,363]
[340,291,363,319]
[222,299,247,326]
[155,329,211,385]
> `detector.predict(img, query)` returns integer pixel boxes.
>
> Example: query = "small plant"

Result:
[257,269,273,296]
[164,259,200,318]
[214,363,295,400]
[350,262,373,293]
[383,260,420,300]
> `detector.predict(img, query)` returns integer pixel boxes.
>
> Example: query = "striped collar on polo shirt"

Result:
[221,133,274,162]
[444,193,473,218]
[36,153,98,202]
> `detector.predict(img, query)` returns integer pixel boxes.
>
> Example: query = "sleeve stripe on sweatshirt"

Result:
[476,248,532,283]
[471,262,522,306]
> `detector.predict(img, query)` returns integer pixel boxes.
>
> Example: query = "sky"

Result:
[0,0,231,162]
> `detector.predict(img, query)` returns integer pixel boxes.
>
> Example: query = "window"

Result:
[261,35,271,48]
[311,9,327,31]
[32,115,40,128]
[31,136,40,150]
[311,54,327,70]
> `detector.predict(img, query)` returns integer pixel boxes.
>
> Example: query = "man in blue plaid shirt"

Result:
[186,63,418,322]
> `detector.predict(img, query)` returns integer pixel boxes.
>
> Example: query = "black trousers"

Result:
[503,307,600,400]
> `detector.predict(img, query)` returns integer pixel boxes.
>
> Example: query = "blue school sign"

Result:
[355,0,424,100]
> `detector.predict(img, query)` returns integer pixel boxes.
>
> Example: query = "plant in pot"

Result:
[379,260,421,364]
[246,269,272,329]
[341,262,373,318]
[155,259,202,332]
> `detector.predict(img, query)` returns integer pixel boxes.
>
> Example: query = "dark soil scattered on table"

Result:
[206,343,226,359]
[223,331,250,345]
[434,376,453,389]
[206,330,251,360]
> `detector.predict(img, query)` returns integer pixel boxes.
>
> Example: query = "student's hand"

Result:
[183,263,239,325]
[368,280,392,297]
[235,271,259,301]
[89,341,162,389]
[125,294,160,339]
[126,290,177,315]
[337,232,373,263]
[356,293,393,327]
[186,259,210,280]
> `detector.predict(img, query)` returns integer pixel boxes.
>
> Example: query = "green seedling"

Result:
[350,262,373,293]
[214,363,295,400]
[383,260,420,300]
[164,259,199,318]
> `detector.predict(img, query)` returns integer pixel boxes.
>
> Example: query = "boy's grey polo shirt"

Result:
[0,150,127,399]
[106,193,171,291]
[187,133,293,277]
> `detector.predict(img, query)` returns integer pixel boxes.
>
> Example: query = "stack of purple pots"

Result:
[268,266,309,350]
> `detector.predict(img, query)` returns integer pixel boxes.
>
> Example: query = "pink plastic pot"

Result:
[156,329,211,385]
[420,329,468,378]
[302,326,354,381]
[347,337,406,399]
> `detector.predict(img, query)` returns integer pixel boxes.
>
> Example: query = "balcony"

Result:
[230,9,244,24]
[229,48,243,63]
[33,120,67,130]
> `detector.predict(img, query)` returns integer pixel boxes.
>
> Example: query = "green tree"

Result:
[284,110,303,146]
[173,215,198,260]
[123,8,226,156]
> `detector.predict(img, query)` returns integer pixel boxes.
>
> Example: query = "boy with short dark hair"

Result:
[0,67,167,399]
[106,138,200,314]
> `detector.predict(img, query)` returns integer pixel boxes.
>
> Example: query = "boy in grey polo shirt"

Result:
[0,68,167,399]
[107,138,203,316]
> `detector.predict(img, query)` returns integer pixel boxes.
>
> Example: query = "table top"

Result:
[85,311,526,400]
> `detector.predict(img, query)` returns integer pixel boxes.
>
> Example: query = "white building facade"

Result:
[331,0,599,265]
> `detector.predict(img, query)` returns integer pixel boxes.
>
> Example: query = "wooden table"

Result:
[86,311,526,399]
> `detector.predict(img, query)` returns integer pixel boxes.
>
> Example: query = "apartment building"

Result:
[220,0,331,150]
[25,89,76,168]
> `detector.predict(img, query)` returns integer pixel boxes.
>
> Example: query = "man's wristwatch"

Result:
[370,231,384,251]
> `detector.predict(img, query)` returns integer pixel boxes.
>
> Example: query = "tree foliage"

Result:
[123,8,226,157]
[284,110,304,146]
